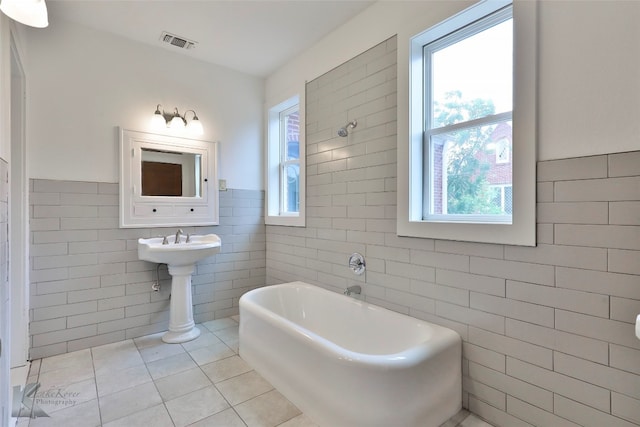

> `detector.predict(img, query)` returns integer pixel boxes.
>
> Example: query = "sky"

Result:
[432,18,513,116]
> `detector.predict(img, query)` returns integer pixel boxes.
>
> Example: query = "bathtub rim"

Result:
[239,281,461,370]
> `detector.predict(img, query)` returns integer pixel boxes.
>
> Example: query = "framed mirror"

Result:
[119,128,219,228]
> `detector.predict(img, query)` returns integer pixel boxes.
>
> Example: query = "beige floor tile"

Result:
[181,331,223,352]
[133,332,165,350]
[139,341,186,363]
[39,349,92,374]
[226,340,240,353]
[201,355,251,383]
[30,358,42,376]
[188,342,235,366]
[98,381,162,424]
[165,385,229,427]
[277,414,320,427]
[35,377,97,415]
[216,370,273,405]
[202,318,238,332]
[460,414,495,427]
[146,352,197,380]
[440,409,471,427]
[187,407,246,427]
[449,409,471,425]
[154,366,212,401]
[235,389,301,427]
[214,326,239,344]
[95,363,152,397]
[37,363,94,389]
[28,398,101,427]
[102,403,174,427]
[91,339,137,361]
[92,342,144,377]
[26,321,477,427]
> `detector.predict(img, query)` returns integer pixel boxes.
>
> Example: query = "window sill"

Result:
[265,214,305,227]
[398,218,533,246]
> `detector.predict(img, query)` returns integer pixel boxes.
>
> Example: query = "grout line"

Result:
[89,347,104,427]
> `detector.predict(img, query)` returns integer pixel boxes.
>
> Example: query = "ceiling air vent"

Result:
[160,31,197,50]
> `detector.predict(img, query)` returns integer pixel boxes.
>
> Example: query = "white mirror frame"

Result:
[119,128,219,228]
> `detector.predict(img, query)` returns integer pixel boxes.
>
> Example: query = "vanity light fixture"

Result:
[151,104,204,135]
[184,110,204,135]
[0,0,49,28]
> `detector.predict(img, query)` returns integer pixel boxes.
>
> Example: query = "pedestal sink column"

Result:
[162,264,201,343]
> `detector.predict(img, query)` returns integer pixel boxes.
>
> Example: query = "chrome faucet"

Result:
[174,228,183,244]
[344,285,361,296]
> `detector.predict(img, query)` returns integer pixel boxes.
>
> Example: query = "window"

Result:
[266,95,305,226]
[426,5,512,221]
[398,0,536,245]
[279,105,300,214]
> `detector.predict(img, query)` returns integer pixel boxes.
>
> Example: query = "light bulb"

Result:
[170,115,184,129]
[187,117,204,135]
[0,0,48,28]
[150,111,166,130]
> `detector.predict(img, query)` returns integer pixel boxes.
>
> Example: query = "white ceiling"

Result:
[46,0,375,77]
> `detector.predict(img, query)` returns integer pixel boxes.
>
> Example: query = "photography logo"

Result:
[12,383,49,419]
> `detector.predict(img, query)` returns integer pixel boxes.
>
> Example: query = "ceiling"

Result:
[46,0,375,77]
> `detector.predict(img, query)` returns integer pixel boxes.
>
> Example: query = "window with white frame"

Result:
[398,0,536,245]
[426,5,512,221]
[279,105,300,214]
[266,95,305,226]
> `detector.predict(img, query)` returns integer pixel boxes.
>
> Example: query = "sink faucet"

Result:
[344,285,361,296]
[174,229,183,244]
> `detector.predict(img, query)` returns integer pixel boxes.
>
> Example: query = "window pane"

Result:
[431,18,512,129]
[489,186,502,211]
[504,185,513,214]
[284,110,299,160]
[429,120,512,216]
[283,163,300,213]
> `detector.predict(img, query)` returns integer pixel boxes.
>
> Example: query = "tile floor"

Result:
[16,317,493,427]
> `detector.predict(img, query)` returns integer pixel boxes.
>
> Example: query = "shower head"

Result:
[337,120,357,137]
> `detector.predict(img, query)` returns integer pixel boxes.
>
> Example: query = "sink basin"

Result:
[138,233,221,266]
[137,233,222,343]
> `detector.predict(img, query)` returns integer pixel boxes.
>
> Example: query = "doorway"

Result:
[9,32,28,369]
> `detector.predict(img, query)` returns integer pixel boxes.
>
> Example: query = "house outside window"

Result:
[398,0,537,246]
[266,95,305,226]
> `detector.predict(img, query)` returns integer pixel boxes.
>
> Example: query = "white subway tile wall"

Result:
[265,37,640,427]
[29,184,265,359]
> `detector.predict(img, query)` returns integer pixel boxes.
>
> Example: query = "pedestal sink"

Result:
[138,233,221,343]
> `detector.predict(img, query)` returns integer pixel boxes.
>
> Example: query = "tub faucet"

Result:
[174,229,183,244]
[344,285,361,296]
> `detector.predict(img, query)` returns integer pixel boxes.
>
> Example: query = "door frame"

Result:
[9,29,28,368]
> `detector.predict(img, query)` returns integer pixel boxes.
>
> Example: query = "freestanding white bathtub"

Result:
[239,281,462,427]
